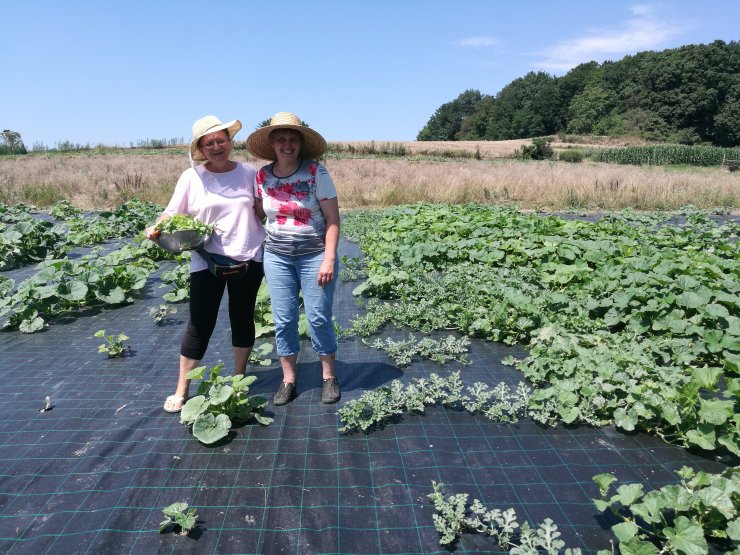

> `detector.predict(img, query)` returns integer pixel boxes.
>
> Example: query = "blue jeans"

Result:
[263,250,338,357]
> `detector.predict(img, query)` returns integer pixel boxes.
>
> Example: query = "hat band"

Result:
[200,123,224,137]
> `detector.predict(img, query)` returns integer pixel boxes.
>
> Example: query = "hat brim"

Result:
[246,124,327,161]
[190,120,242,162]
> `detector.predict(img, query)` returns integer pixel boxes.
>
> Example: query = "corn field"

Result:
[584,144,740,167]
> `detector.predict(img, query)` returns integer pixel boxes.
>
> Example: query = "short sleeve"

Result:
[315,163,337,201]
[253,166,267,200]
[163,168,195,216]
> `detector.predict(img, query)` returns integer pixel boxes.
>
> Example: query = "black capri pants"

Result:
[180,261,264,360]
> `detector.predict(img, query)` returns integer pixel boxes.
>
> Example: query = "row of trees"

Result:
[418,40,740,147]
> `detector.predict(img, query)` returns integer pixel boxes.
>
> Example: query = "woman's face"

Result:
[198,130,231,163]
[270,129,301,161]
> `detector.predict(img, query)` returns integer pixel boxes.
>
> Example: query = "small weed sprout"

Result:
[160,501,198,535]
[94,329,130,358]
[149,304,177,325]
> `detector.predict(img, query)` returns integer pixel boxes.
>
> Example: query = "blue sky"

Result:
[2,1,738,148]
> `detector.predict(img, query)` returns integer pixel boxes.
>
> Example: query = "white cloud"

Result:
[455,36,501,48]
[536,4,683,71]
[630,4,656,16]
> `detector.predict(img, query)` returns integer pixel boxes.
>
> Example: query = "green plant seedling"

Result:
[160,501,198,535]
[180,362,273,444]
[149,304,177,325]
[94,329,130,358]
[248,342,274,367]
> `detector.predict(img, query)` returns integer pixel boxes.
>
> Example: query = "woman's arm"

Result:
[146,169,192,241]
[254,197,266,222]
[318,197,340,287]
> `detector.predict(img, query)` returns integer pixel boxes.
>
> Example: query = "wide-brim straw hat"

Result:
[246,112,327,161]
[190,115,242,161]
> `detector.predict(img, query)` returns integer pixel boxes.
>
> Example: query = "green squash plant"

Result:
[160,501,198,535]
[341,204,740,456]
[248,342,274,367]
[94,329,130,358]
[49,199,83,220]
[149,304,177,325]
[160,258,190,302]
[0,202,35,223]
[592,466,739,555]
[67,199,162,246]
[0,218,69,270]
[180,362,272,444]
[1,243,157,333]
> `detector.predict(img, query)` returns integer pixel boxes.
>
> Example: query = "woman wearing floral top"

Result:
[247,112,340,405]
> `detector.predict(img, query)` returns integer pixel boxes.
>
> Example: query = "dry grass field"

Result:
[336,135,646,158]
[0,139,737,213]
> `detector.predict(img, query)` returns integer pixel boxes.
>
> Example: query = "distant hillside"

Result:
[418,40,739,147]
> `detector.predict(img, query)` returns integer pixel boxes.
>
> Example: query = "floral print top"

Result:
[254,159,337,256]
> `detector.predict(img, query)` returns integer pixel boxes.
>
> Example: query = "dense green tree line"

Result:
[418,40,740,147]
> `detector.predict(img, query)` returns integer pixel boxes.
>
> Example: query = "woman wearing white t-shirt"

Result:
[145,115,265,413]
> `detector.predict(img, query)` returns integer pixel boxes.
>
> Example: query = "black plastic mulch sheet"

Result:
[0,236,729,555]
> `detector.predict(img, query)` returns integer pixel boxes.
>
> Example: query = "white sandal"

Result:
[163,395,186,413]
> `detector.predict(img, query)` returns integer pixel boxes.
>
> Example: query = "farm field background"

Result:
[0,141,738,554]
[1,138,738,213]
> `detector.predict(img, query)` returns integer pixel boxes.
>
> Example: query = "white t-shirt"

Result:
[164,162,265,272]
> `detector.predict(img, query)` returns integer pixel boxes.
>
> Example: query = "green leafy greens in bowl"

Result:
[154,214,214,235]
[155,215,214,253]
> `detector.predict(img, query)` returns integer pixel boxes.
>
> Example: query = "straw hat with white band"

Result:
[190,115,242,162]
[246,112,327,161]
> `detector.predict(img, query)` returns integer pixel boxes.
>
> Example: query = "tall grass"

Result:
[326,141,481,160]
[327,141,408,157]
[29,139,187,153]
[133,138,185,149]
[0,146,737,212]
[0,154,184,208]
[328,158,739,212]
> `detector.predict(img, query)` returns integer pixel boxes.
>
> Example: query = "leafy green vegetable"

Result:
[337,371,530,433]
[341,204,739,454]
[160,501,198,535]
[155,214,214,235]
[428,481,580,552]
[94,329,130,358]
[180,362,272,444]
[592,466,738,554]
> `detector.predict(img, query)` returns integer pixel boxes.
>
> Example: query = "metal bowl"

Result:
[157,230,208,253]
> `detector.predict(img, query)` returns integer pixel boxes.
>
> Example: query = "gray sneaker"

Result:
[321,378,341,404]
[274,382,296,406]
